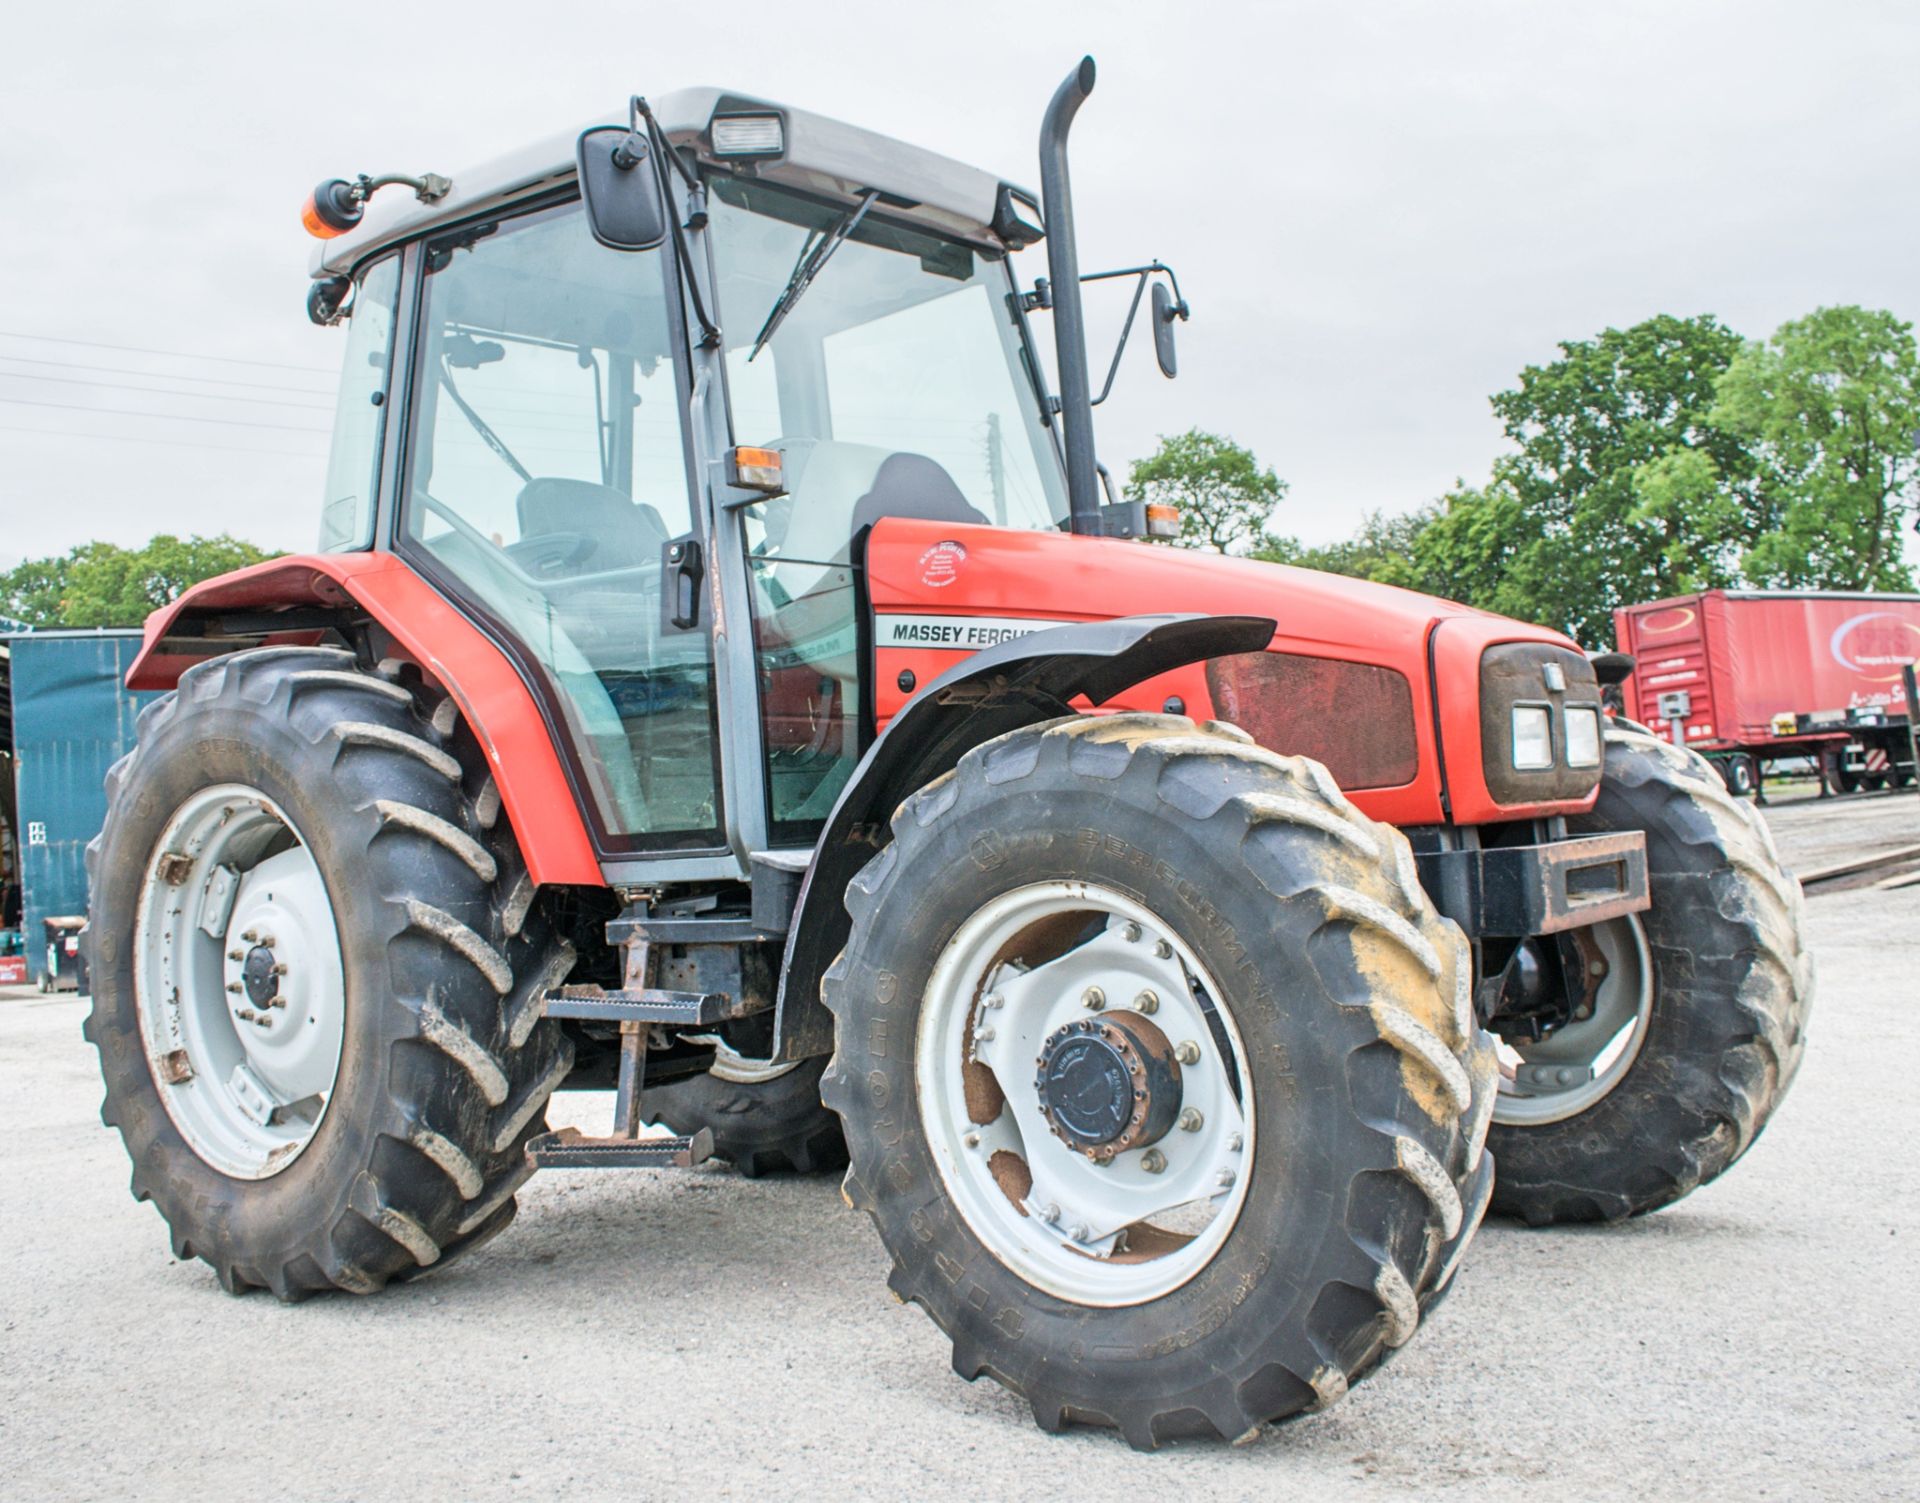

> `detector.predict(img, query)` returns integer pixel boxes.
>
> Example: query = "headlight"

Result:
[1564,706,1602,768]
[1511,705,1553,770]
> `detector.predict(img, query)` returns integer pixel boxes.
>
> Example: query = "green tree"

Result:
[0,534,278,629]
[1125,429,1288,554]
[1711,305,1920,590]
[1489,313,1758,642]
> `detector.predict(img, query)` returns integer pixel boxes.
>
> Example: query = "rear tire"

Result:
[822,715,1496,1448]
[643,1055,846,1176]
[1487,726,1812,1225]
[85,647,575,1298]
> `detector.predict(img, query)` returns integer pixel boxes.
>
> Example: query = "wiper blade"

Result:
[748,190,879,361]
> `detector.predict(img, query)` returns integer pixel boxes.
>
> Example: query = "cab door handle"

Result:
[665,536,704,630]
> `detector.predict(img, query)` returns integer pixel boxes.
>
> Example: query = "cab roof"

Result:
[310,86,1029,279]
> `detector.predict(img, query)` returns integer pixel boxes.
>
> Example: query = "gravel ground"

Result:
[2,794,1915,1500]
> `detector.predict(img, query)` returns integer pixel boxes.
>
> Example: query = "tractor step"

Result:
[541,984,748,1026]
[526,1125,715,1170]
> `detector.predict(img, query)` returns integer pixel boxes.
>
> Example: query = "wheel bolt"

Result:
[963,1131,981,1148]
[1122,922,1142,943]
[1154,940,1172,959]
[1069,1224,1091,1243]
[241,930,258,943]
[1179,1108,1204,1133]
[271,962,289,976]
[1174,1040,1201,1065]
[974,1025,996,1043]
[1141,1149,1167,1174]
[227,949,245,962]
[984,993,1004,1010]
[226,982,242,995]
[1082,986,1106,1011]
[1216,1169,1237,1189]
[1227,1133,1244,1152]
[236,1008,257,1022]
[1133,989,1159,1015]
[267,996,287,1010]
[1038,1203,1061,1224]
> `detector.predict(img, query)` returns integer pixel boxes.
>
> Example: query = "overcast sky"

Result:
[4,0,1918,570]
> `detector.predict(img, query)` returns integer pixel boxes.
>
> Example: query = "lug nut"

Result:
[267,996,287,1010]
[236,1008,257,1022]
[1227,1132,1244,1152]
[974,1025,996,1043]
[1122,922,1142,943]
[1154,940,1173,959]
[1216,1169,1237,1189]
[1133,989,1159,1015]
[227,949,245,962]
[241,930,258,943]
[984,993,1004,1010]
[1069,1224,1091,1243]
[963,1131,981,1148]
[1038,1203,1061,1224]
[1140,1149,1167,1174]
[226,982,242,995]
[1174,1040,1201,1065]
[1082,986,1106,1011]
[1179,1108,1204,1133]
[271,962,289,977]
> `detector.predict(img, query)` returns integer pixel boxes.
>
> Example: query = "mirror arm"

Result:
[1089,270,1149,407]
[631,95,723,348]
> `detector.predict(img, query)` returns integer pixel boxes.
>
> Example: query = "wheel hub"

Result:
[240,944,279,1007]
[1035,1011,1181,1162]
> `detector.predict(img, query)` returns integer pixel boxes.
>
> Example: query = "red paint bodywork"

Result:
[127,553,602,887]
[128,521,1598,887]
[866,518,1599,828]
[1613,589,1920,751]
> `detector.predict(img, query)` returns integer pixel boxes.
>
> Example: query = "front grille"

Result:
[1206,651,1419,790]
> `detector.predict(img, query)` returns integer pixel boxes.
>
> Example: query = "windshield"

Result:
[708,175,1067,553]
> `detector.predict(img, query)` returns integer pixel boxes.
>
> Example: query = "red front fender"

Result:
[128,554,602,888]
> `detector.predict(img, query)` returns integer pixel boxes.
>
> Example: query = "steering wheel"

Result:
[505,531,598,577]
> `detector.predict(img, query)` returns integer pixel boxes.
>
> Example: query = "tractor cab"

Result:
[301,85,1146,875]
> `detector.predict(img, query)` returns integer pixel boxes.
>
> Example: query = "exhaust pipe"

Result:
[1039,56,1101,536]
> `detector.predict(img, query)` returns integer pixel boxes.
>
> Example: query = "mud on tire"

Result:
[85,646,575,1298]
[820,714,1498,1449]
[1487,726,1813,1225]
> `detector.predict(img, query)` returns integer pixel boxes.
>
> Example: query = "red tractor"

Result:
[87,62,1810,1447]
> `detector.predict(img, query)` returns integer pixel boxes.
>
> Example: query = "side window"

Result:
[402,201,722,851]
[317,256,400,552]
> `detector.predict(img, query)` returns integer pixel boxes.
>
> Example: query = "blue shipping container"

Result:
[5,631,157,985]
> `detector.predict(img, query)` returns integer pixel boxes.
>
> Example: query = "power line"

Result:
[0,329,335,375]
[0,352,333,397]
[0,395,331,434]
[0,371,333,411]
[0,423,326,460]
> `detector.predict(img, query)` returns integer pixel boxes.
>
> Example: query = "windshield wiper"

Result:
[748,190,880,361]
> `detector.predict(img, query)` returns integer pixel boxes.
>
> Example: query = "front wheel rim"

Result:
[1491,913,1654,1126]
[915,881,1256,1307]
[131,784,348,1179]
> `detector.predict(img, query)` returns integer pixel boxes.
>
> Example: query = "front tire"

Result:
[1487,726,1813,1224]
[821,715,1496,1448]
[85,647,575,1298]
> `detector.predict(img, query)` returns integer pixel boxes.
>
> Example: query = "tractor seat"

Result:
[848,453,988,535]
[516,477,669,576]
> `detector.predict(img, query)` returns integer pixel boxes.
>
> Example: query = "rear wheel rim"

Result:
[1491,914,1653,1126]
[915,881,1255,1307]
[131,784,347,1179]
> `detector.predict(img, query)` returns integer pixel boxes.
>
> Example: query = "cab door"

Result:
[396,196,728,865]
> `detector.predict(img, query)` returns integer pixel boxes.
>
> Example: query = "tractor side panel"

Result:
[863,518,1457,828]
[125,553,602,888]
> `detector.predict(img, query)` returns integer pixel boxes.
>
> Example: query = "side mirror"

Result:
[576,125,669,251]
[1152,281,1179,379]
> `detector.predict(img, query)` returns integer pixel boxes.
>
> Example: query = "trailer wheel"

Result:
[821,714,1496,1448]
[1486,726,1812,1225]
[1719,753,1756,798]
[85,647,574,1298]
[643,1051,846,1176]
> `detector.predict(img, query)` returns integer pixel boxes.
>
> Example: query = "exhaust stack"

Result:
[1039,56,1101,536]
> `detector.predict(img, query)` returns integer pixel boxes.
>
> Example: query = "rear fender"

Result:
[771,612,1276,1060]
[126,553,601,886]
